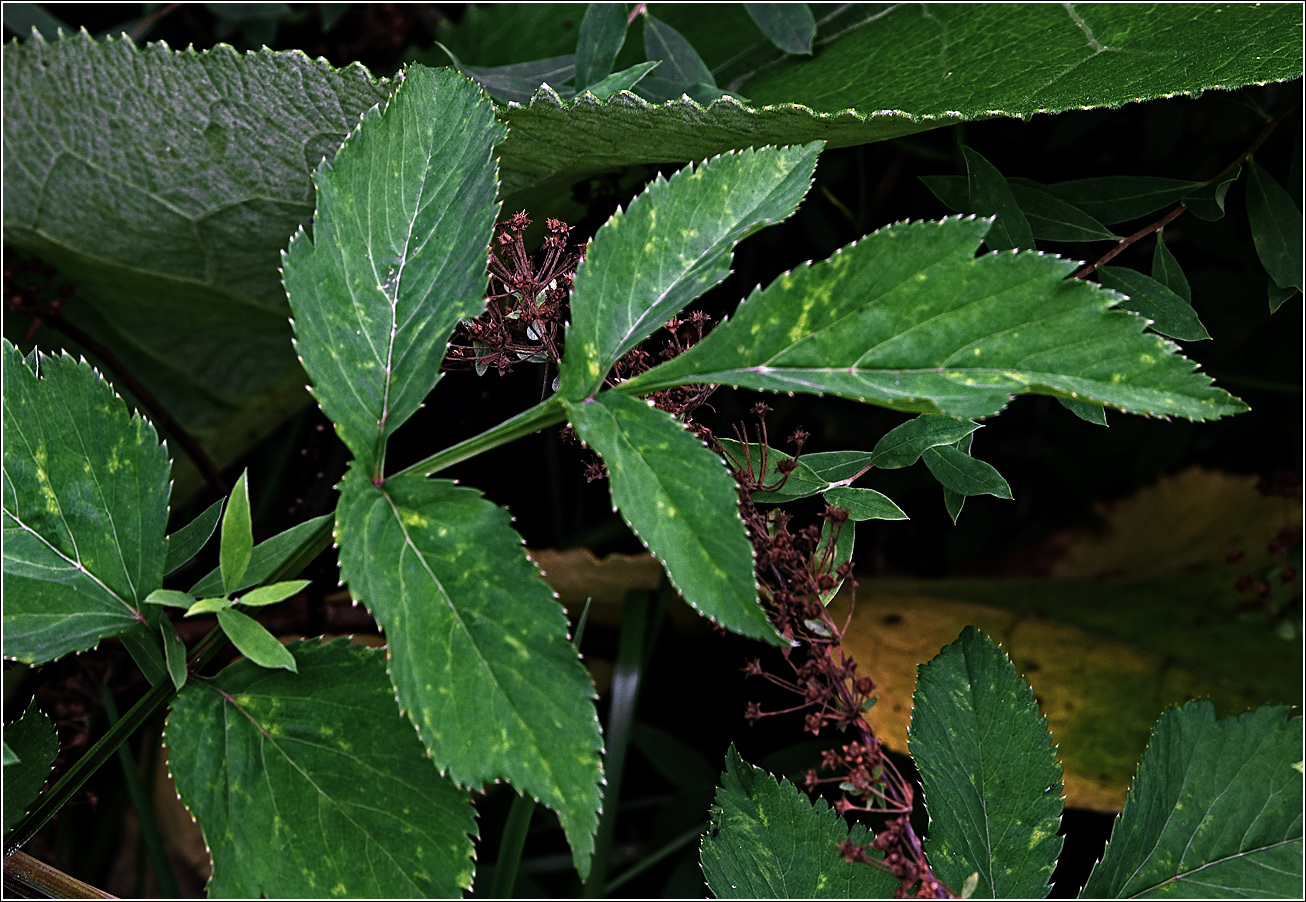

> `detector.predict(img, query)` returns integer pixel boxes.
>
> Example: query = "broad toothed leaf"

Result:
[283,64,504,476]
[559,143,821,400]
[335,468,603,878]
[166,639,477,897]
[565,392,782,646]
[621,216,1247,422]
[2,340,169,664]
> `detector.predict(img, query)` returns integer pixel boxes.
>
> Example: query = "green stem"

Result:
[393,396,567,480]
[491,793,536,898]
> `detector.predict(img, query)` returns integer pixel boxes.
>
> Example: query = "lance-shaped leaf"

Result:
[1081,701,1302,898]
[2,341,169,664]
[1151,232,1192,302]
[574,2,629,89]
[910,626,1064,898]
[1247,159,1304,295]
[283,64,505,477]
[871,414,981,469]
[746,3,816,55]
[558,143,821,400]
[923,446,1012,500]
[166,639,477,898]
[565,392,782,646]
[621,216,1248,422]
[163,498,223,577]
[335,468,603,877]
[823,486,906,521]
[1098,266,1210,342]
[189,514,332,597]
[963,146,1035,252]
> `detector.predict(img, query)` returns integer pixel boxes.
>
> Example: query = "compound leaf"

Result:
[283,63,504,477]
[559,143,820,401]
[621,216,1247,422]
[1081,701,1303,898]
[166,639,477,898]
[2,340,169,664]
[1098,266,1210,342]
[335,469,603,878]
[700,745,897,898]
[1246,159,1304,294]
[911,626,1064,898]
[2,701,57,836]
[566,392,782,646]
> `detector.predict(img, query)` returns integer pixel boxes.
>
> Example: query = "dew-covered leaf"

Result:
[566,392,782,645]
[823,487,907,521]
[558,143,820,401]
[910,626,1064,898]
[2,701,57,836]
[283,63,504,477]
[1098,266,1210,342]
[1246,159,1304,295]
[1081,701,1302,898]
[335,468,603,877]
[2,340,169,664]
[700,745,898,898]
[621,217,1247,422]
[166,639,477,898]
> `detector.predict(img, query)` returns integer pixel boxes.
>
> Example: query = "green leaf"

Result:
[283,63,505,476]
[436,42,576,104]
[185,597,235,616]
[1058,397,1109,426]
[1081,701,1303,898]
[566,392,782,646]
[1034,176,1203,224]
[161,617,188,691]
[813,518,854,605]
[1182,165,1241,221]
[920,176,1118,242]
[219,471,252,596]
[559,143,820,400]
[2,33,395,499]
[923,446,1012,500]
[1268,278,1298,314]
[119,621,168,686]
[643,14,714,89]
[2,341,169,664]
[716,439,827,503]
[3,743,17,766]
[581,60,660,101]
[3,3,70,40]
[871,415,981,470]
[963,146,1035,251]
[1247,159,1304,293]
[145,590,198,609]
[1151,233,1192,303]
[800,450,874,485]
[166,639,477,897]
[575,2,628,89]
[2,701,57,835]
[335,468,603,878]
[823,487,907,521]
[237,580,310,608]
[745,3,816,55]
[910,627,1064,898]
[700,745,898,898]
[1097,266,1211,342]
[215,607,296,672]
[621,217,1247,422]
[943,488,966,525]
[164,498,223,577]
[189,514,331,597]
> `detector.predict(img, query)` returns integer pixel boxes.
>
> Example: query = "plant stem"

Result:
[393,396,566,480]
[491,794,536,898]
[2,851,115,899]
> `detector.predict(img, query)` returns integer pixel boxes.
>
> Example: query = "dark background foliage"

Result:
[4,4,1300,898]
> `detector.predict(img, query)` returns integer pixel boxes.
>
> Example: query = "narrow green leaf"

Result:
[621,216,1247,422]
[943,488,966,524]
[166,639,477,897]
[716,439,827,503]
[823,487,907,521]
[145,590,198,609]
[1098,266,1210,341]
[189,514,331,597]
[700,745,898,898]
[161,617,187,692]
[630,722,717,789]
[575,2,628,88]
[237,580,311,608]
[814,518,854,604]
[2,341,169,664]
[3,3,70,40]
[566,392,782,646]
[643,14,714,88]
[1034,176,1202,224]
[1151,232,1192,303]
[188,597,234,617]
[283,63,505,476]
[871,415,981,470]
[1058,397,1109,426]
[215,607,296,672]
[335,468,603,878]
[164,498,223,577]
[919,176,1118,241]
[921,174,970,212]
[559,143,821,400]
[745,3,816,55]
[801,450,874,485]
[1081,701,1302,898]
[1182,165,1241,221]
[910,627,1064,898]
[1268,278,1298,314]
[2,701,58,835]
[1247,159,1304,293]
[963,146,1036,251]
[119,621,168,686]
[219,471,252,596]
[582,60,659,100]
[923,446,1012,499]
[437,42,577,104]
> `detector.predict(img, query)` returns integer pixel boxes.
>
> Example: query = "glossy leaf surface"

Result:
[871,415,981,470]
[166,639,477,897]
[335,468,603,877]
[911,627,1064,898]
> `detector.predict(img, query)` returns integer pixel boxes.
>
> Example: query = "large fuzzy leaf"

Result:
[621,216,1247,422]
[334,468,603,878]
[565,391,781,646]
[910,627,1064,898]
[2,31,395,497]
[558,143,819,400]
[2,340,169,663]
[166,639,477,898]
[283,63,504,477]
[1081,701,1302,898]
